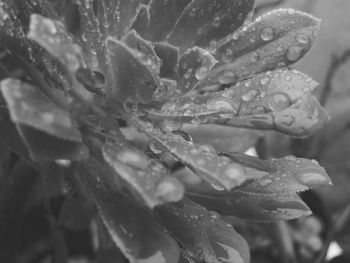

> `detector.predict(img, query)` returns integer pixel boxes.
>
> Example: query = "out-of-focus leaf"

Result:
[143,0,192,42]
[183,124,262,153]
[177,47,217,93]
[187,190,311,222]
[167,0,255,51]
[156,198,250,263]
[58,197,95,231]
[154,42,179,79]
[130,116,247,190]
[225,152,331,194]
[18,125,89,161]
[1,79,82,141]
[102,141,184,208]
[123,30,161,75]
[145,69,329,137]
[197,9,320,91]
[106,38,159,104]
[27,14,85,73]
[78,157,180,263]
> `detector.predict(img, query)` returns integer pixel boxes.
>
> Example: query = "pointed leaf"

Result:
[225,153,331,194]
[146,69,329,137]
[130,4,150,36]
[156,199,250,263]
[106,38,159,104]
[27,14,85,73]
[78,157,180,263]
[198,9,321,90]
[123,30,161,75]
[187,190,312,222]
[154,42,179,79]
[102,141,184,208]
[144,0,192,42]
[177,47,217,93]
[130,116,248,190]
[1,79,82,141]
[183,124,262,153]
[167,0,255,50]
[18,125,89,161]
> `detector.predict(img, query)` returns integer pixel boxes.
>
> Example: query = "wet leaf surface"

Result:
[1,79,82,141]
[154,42,179,79]
[196,9,320,90]
[167,0,255,51]
[78,157,180,263]
[156,198,250,263]
[145,69,329,137]
[102,141,184,208]
[130,116,248,190]
[106,38,159,104]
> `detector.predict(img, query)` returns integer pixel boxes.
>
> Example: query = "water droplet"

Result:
[198,144,216,154]
[260,77,270,85]
[156,177,184,202]
[117,149,149,169]
[297,172,329,187]
[260,27,274,41]
[221,48,234,63]
[160,119,182,132]
[206,98,237,113]
[251,105,267,114]
[55,159,72,167]
[150,141,164,155]
[42,112,55,124]
[222,163,246,187]
[61,177,75,196]
[218,71,236,84]
[286,46,304,62]
[284,155,297,161]
[195,66,209,80]
[172,130,193,144]
[250,51,259,62]
[296,33,310,45]
[212,16,221,27]
[161,102,177,113]
[267,93,291,112]
[184,68,192,79]
[242,90,258,102]
[211,183,225,191]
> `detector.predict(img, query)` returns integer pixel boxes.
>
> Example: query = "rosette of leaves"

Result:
[0,0,332,262]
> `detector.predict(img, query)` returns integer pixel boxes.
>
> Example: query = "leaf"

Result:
[224,152,331,194]
[78,157,180,263]
[177,47,217,94]
[106,38,159,104]
[154,42,179,79]
[18,125,89,161]
[183,124,262,153]
[167,0,255,51]
[123,30,161,75]
[196,9,320,91]
[156,199,250,263]
[102,141,184,208]
[187,190,312,222]
[130,116,247,190]
[27,14,85,73]
[146,68,329,137]
[143,0,192,42]
[1,79,82,141]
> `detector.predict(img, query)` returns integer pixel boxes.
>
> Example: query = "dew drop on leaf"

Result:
[260,27,274,41]
[116,149,149,170]
[242,90,258,102]
[172,130,193,144]
[267,93,291,112]
[286,46,304,62]
[297,172,330,187]
[195,66,209,80]
[206,98,237,113]
[61,177,75,196]
[218,71,236,84]
[150,141,165,155]
[221,49,234,63]
[211,183,225,191]
[55,159,72,167]
[155,177,184,202]
[296,33,310,45]
[222,163,246,187]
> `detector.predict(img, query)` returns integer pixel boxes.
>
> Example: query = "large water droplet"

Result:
[222,163,246,187]
[212,16,221,27]
[297,172,330,187]
[218,71,236,84]
[250,51,259,62]
[117,149,149,169]
[172,130,193,144]
[260,27,274,41]
[150,141,165,155]
[195,66,209,80]
[267,93,291,112]
[206,98,237,113]
[286,46,304,62]
[296,33,310,45]
[156,177,184,202]
[211,183,225,191]
[55,159,72,167]
[221,48,234,63]
[242,90,258,102]
[160,119,183,132]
